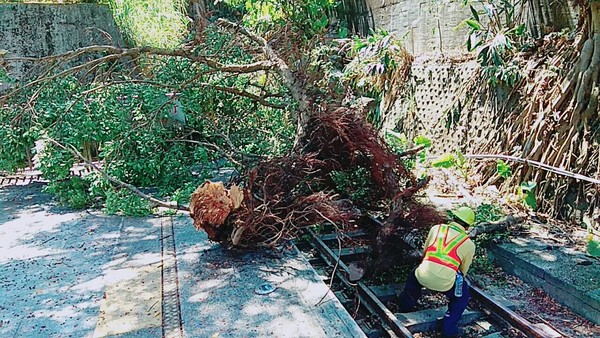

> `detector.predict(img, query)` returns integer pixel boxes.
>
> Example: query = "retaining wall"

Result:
[365,0,471,55]
[489,237,600,325]
[0,4,124,80]
[388,55,508,156]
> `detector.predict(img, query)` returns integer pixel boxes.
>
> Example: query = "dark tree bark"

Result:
[528,0,575,38]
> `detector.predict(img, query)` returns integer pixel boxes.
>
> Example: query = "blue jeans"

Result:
[398,268,470,337]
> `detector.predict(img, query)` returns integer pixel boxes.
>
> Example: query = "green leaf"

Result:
[520,181,537,209]
[466,19,482,31]
[455,150,466,167]
[353,37,368,51]
[520,181,537,192]
[587,237,600,257]
[496,160,512,179]
[478,45,491,65]
[432,153,455,168]
[468,32,484,52]
[514,24,526,36]
[470,5,480,22]
[317,15,328,29]
[418,150,427,163]
[524,191,537,210]
[338,26,349,39]
[413,135,432,148]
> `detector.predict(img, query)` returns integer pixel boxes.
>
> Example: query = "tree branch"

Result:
[46,138,189,211]
[217,19,312,122]
[465,153,600,185]
[397,145,426,158]
[78,79,286,109]
[2,45,274,102]
[206,84,286,109]
[4,45,124,62]
[5,45,273,72]
[468,215,526,238]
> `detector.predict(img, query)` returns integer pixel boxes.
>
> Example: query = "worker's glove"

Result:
[468,227,478,238]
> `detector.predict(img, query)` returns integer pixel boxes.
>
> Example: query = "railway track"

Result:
[0,171,45,186]
[0,164,95,186]
[296,221,563,338]
[0,166,571,337]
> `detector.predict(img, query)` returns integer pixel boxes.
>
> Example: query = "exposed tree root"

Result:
[189,107,433,249]
[369,202,446,273]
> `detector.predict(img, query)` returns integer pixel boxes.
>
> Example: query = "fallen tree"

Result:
[189,107,430,248]
[0,1,436,273]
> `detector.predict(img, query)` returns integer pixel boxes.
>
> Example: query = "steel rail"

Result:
[469,283,557,338]
[366,214,559,337]
[307,229,414,338]
[308,220,562,338]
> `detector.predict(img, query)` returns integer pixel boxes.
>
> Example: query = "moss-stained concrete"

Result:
[0,4,124,78]
[488,237,600,325]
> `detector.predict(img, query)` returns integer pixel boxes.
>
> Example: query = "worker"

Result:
[398,206,476,338]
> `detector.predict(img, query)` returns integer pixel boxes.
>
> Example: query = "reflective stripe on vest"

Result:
[423,224,469,271]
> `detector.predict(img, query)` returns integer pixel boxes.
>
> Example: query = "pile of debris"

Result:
[189,107,442,255]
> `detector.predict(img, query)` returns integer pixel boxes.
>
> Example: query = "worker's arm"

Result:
[458,241,476,276]
[421,225,437,259]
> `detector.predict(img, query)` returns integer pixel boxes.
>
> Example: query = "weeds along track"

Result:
[296,224,562,338]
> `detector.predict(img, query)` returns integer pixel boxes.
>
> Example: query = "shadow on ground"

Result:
[174,219,363,338]
[0,183,163,337]
[1,183,364,338]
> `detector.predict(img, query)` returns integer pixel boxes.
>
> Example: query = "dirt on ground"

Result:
[475,270,600,337]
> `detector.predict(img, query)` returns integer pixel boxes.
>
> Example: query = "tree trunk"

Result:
[216,19,314,150]
[589,2,600,229]
[528,0,575,38]
[575,3,600,115]
[591,2,600,104]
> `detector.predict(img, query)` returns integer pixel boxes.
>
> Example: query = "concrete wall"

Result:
[365,0,471,55]
[0,4,124,79]
[395,56,491,155]
[369,1,577,156]
[366,0,577,55]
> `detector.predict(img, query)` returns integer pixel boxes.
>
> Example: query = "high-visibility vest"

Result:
[423,224,469,271]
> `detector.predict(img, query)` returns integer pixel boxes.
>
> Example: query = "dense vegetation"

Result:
[0,0,598,254]
[0,1,298,214]
[0,0,410,217]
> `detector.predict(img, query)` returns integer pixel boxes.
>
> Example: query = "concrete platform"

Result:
[173,217,365,338]
[0,184,164,337]
[0,183,365,338]
[488,236,600,324]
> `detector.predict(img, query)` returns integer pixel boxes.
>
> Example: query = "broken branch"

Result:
[46,138,188,211]
[469,215,527,238]
[465,154,600,185]
[397,145,426,158]
[217,18,312,122]
[2,45,274,102]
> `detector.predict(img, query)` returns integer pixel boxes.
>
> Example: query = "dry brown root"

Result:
[369,203,447,273]
[189,155,364,247]
[189,107,429,249]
